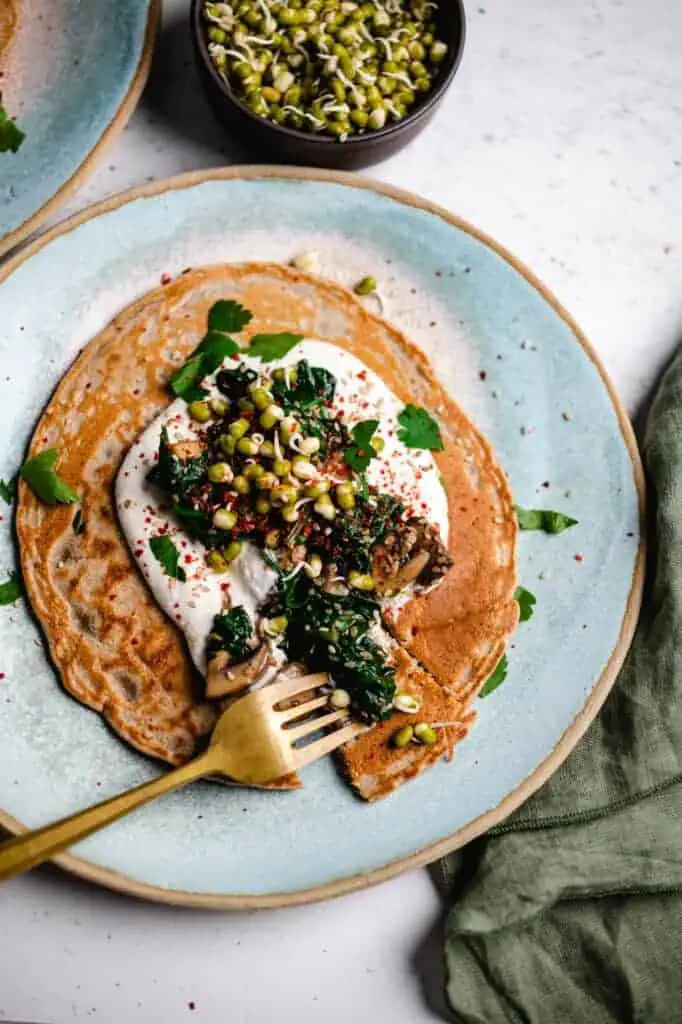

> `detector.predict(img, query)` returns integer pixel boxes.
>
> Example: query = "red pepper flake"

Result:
[161,272,172,285]
[357,370,367,381]
[479,370,487,381]
[131,638,138,646]
[220,582,230,592]
[574,553,584,562]
[230,352,240,361]
[184,555,193,565]
[0,673,5,681]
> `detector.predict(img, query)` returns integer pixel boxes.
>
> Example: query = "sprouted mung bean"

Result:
[202,0,448,141]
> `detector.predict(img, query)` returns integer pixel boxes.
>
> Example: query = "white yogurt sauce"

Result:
[116,339,448,676]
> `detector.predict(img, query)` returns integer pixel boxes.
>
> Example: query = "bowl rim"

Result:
[189,0,466,148]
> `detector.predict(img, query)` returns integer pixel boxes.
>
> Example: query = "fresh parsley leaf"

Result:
[248,332,303,362]
[72,508,86,535]
[514,506,578,534]
[149,535,186,582]
[515,586,536,622]
[170,354,205,399]
[0,570,22,606]
[207,299,252,334]
[0,475,16,505]
[479,655,508,698]
[170,300,247,399]
[20,449,79,505]
[207,607,254,662]
[344,419,379,472]
[0,103,25,154]
[397,405,444,451]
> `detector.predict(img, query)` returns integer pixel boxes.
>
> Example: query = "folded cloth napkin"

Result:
[441,349,682,1024]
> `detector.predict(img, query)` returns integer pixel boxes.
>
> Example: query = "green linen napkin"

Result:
[441,350,682,1024]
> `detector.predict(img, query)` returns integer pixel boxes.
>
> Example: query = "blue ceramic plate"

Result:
[0,0,158,256]
[0,170,643,907]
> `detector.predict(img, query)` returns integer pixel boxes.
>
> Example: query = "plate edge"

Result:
[0,0,160,259]
[0,165,646,909]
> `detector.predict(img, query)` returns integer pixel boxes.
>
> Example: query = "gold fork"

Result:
[0,671,358,882]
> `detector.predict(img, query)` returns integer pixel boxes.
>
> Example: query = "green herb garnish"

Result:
[208,299,252,334]
[0,476,16,505]
[0,101,25,154]
[248,332,304,362]
[344,419,379,472]
[515,586,536,623]
[20,450,79,505]
[170,299,250,400]
[149,535,186,582]
[397,405,444,451]
[515,506,578,534]
[479,655,508,698]
[0,570,22,606]
[207,607,254,662]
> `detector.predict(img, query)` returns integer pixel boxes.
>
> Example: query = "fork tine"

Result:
[293,723,361,769]
[268,671,329,705]
[286,708,349,743]
[278,695,329,723]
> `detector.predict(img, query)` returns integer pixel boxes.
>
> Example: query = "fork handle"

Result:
[0,749,221,883]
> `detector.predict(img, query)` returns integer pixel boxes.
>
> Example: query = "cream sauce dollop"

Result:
[116,340,448,675]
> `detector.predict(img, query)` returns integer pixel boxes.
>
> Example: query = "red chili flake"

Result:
[153,451,159,461]
[131,638,138,646]
[220,582,230,592]
[479,370,487,381]
[0,673,5,681]
[184,555,193,565]
[230,353,240,361]
[144,516,152,524]
[574,553,584,562]
[161,272,172,285]
[357,370,367,381]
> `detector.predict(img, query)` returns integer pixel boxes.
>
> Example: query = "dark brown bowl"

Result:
[190,0,466,170]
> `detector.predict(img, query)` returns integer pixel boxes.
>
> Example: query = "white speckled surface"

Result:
[2,0,681,1021]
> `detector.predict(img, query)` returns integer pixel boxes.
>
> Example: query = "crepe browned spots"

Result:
[17,264,517,798]
[0,0,17,57]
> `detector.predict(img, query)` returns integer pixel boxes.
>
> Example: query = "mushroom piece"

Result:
[372,517,453,595]
[205,643,271,700]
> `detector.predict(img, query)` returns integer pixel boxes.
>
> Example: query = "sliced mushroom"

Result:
[206,644,271,700]
[169,439,205,461]
[372,517,453,594]
[378,550,431,594]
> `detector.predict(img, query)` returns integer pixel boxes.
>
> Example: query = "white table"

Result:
[2,1,681,1021]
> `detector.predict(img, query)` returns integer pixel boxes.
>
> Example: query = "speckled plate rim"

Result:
[0,0,160,259]
[0,167,646,909]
